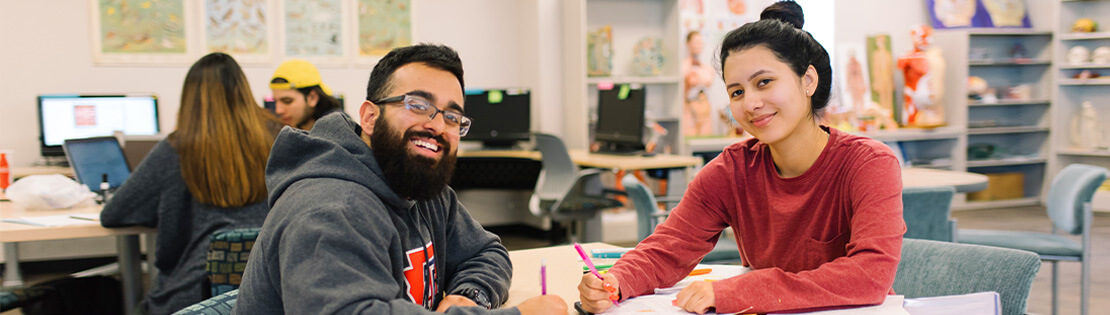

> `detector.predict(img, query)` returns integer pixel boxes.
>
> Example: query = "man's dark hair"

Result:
[365,44,465,102]
[297,86,342,119]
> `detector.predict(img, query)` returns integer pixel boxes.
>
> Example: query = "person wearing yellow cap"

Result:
[270,59,343,130]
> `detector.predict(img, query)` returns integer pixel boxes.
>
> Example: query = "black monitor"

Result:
[594,84,645,154]
[462,88,531,149]
[37,94,160,157]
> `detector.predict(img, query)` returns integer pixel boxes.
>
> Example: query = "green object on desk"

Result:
[583,264,613,273]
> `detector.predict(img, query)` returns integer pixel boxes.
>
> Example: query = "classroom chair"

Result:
[958,163,1107,315]
[621,174,742,264]
[205,227,261,298]
[894,239,1040,315]
[172,289,238,315]
[529,133,623,243]
[901,186,957,242]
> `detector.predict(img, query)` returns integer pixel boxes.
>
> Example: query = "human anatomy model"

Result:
[896,25,947,128]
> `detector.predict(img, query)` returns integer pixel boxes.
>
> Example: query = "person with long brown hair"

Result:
[101,52,280,315]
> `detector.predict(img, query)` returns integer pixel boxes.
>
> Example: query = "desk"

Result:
[901,168,989,193]
[11,166,74,178]
[504,242,619,313]
[1,201,152,315]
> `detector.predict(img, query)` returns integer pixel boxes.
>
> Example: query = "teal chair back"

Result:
[621,173,663,241]
[901,186,956,242]
[172,289,237,315]
[1046,164,1106,235]
[958,163,1107,315]
[530,133,622,243]
[621,174,741,264]
[206,228,261,298]
[894,239,1040,315]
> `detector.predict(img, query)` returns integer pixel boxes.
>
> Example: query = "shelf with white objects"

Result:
[1057,32,1110,41]
[562,0,684,154]
[854,126,964,142]
[1057,148,1110,157]
[1059,63,1110,69]
[968,60,1052,66]
[968,99,1051,107]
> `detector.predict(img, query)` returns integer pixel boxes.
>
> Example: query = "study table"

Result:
[504,242,619,312]
[901,167,990,193]
[0,200,151,315]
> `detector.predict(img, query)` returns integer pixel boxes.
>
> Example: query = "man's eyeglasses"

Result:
[374,94,472,136]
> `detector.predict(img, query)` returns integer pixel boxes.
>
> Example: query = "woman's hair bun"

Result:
[759,0,804,29]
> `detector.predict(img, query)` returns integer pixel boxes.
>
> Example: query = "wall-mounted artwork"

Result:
[282,0,345,64]
[203,0,275,64]
[926,0,1031,29]
[91,0,193,65]
[357,0,411,60]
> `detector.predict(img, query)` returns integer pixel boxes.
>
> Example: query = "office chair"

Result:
[901,186,957,242]
[958,163,1107,315]
[205,227,261,298]
[172,289,238,315]
[621,174,742,264]
[529,133,622,243]
[894,239,1041,315]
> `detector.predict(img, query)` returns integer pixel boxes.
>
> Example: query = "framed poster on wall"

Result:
[926,0,1031,29]
[280,0,348,66]
[202,0,277,64]
[355,0,411,64]
[91,0,196,65]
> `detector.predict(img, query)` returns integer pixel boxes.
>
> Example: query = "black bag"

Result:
[21,275,124,315]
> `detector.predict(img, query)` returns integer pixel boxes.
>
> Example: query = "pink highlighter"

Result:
[574,243,620,306]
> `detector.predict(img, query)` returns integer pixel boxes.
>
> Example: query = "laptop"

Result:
[63,136,131,193]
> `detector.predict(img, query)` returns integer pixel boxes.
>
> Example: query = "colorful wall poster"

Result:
[204,0,274,63]
[283,0,344,61]
[357,0,411,58]
[92,0,191,64]
[926,0,1031,29]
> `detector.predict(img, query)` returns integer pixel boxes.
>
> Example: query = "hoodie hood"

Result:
[265,111,414,211]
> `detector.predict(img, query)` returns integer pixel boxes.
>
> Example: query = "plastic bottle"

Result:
[100,173,111,202]
[0,153,9,192]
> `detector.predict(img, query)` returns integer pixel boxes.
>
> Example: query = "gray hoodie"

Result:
[234,112,518,314]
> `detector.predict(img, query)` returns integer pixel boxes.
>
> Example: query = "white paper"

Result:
[2,214,98,227]
[902,291,999,315]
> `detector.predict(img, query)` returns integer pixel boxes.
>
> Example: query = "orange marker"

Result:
[688,268,711,276]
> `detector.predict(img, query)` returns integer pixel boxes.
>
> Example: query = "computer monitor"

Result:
[462,88,531,149]
[594,84,646,154]
[37,94,160,157]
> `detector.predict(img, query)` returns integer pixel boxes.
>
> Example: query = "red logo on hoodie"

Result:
[403,242,436,307]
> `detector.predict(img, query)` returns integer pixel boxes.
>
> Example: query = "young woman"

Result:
[578,2,905,314]
[101,52,281,314]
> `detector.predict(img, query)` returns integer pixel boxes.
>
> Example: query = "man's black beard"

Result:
[370,117,456,200]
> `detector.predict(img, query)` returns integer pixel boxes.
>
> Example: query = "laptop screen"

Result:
[63,137,131,193]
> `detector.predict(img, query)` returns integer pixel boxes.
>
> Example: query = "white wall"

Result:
[0,0,552,168]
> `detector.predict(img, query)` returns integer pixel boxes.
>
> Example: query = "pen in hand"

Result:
[574,243,619,306]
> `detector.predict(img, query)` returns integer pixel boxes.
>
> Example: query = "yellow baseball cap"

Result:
[270,59,333,96]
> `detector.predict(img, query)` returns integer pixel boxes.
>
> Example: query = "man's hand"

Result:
[577,273,621,312]
[516,295,567,315]
[434,294,478,312]
[674,280,715,314]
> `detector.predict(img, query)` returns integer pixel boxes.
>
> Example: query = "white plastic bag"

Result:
[6,174,98,209]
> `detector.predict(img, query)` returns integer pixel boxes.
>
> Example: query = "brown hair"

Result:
[174,52,279,207]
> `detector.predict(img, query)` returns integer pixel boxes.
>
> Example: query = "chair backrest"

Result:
[894,239,1041,315]
[207,228,261,298]
[532,133,579,203]
[171,289,238,315]
[1046,164,1107,235]
[622,174,661,241]
[901,186,956,242]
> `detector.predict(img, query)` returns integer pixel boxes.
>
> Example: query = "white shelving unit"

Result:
[561,0,684,153]
[936,29,1055,209]
[1054,0,1110,212]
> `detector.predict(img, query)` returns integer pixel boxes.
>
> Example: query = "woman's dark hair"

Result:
[365,44,465,102]
[718,0,832,116]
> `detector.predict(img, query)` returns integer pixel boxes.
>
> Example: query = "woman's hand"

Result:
[674,280,716,314]
[577,273,621,312]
